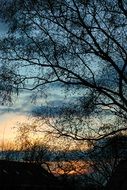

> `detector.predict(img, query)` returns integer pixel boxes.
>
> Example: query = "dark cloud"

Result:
[0,20,8,35]
[31,105,63,117]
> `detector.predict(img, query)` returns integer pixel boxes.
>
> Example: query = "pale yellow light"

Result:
[0,113,28,142]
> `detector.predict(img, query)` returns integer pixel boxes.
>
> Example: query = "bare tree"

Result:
[0,0,127,137]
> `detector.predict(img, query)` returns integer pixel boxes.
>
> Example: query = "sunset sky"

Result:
[0,84,73,145]
[0,4,122,149]
[0,2,126,190]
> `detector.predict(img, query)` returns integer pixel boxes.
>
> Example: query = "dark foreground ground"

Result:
[1,159,127,190]
[0,160,63,190]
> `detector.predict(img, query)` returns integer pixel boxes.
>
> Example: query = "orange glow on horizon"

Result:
[47,161,93,176]
[0,113,90,152]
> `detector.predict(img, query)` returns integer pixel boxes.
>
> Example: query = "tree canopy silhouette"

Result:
[0,0,127,138]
